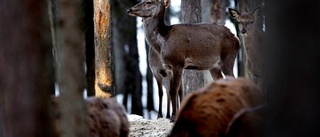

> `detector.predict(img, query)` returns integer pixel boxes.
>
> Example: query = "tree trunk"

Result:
[111,0,143,115]
[181,0,204,96]
[264,0,320,136]
[211,0,226,25]
[0,0,57,136]
[84,0,96,97]
[93,0,114,97]
[55,0,88,136]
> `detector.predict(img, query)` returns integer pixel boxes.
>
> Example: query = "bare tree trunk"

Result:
[0,0,57,136]
[111,0,143,115]
[181,0,204,96]
[93,0,114,97]
[211,0,226,25]
[264,0,320,136]
[84,0,96,97]
[55,0,88,136]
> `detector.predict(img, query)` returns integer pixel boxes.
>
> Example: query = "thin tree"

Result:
[181,0,204,96]
[111,0,143,115]
[55,0,88,136]
[93,0,114,97]
[84,0,96,96]
[0,0,57,136]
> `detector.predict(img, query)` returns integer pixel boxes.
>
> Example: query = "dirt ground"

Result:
[128,115,173,137]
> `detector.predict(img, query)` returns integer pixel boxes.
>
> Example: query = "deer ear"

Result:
[253,5,261,18]
[164,0,170,8]
[228,8,240,19]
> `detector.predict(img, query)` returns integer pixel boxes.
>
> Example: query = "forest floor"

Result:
[128,114,173,137]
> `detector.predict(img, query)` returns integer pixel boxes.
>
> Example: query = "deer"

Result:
[52,96,129,137]
[127,0,239,122]
[228,6,263,87]
[167,77,265,137]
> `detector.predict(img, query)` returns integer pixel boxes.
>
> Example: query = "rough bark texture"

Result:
[111,0,143,116]
[264,0,320,136]
[94,0,114,97]
[181,0,204,96]
[0,0,57,136]
[211,0,226,25]
[55,0,88,136]
[84,0,96,96]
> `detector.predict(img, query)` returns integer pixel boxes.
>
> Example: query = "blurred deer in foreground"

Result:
[228,6,263,86]
[128,0,239,121]
[168,77,266,137]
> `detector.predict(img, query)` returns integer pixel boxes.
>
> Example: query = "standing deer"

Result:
[128,0,239,121]
[228,6,263,86]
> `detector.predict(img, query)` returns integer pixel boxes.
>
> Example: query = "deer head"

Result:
[228,6,261,35]
[127,0,169,18]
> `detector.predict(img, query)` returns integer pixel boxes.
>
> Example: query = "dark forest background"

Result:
[1,0,320,136]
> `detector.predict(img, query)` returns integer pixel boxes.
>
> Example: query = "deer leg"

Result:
[209,66,223,81]
[155,74,164,118]
[221,53,237,78]
[169,67,183,122]
[178,84,183,108]
[166,89,171,119]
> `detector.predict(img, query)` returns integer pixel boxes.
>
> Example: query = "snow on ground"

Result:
[128,114,173,137]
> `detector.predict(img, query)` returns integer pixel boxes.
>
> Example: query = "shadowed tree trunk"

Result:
[181,0,204,96]
[0,0,57,136]
[211,0,226,25]
[264,0,320,136]
[55,0,88,136]
[112,0,143,116]
[93,0,114,97]
[84,0,95,97]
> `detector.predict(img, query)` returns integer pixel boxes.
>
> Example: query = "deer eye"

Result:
[145,2,152,4]
[250,21,254,24]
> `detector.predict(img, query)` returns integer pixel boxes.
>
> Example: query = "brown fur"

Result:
[168,77,264,137]
[128,0,239,121]
[52,97,129,137]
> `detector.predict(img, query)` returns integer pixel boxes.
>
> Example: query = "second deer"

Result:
[228,6,263,86]
[128,0,239,121]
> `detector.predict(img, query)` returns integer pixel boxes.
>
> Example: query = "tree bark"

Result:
[181,0,204,96]
[0,0,57,136]
[211,0,226,25]
[93,0,114,97]
[55,0,88,136]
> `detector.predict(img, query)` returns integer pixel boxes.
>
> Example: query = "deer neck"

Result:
[143,8,168,54]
